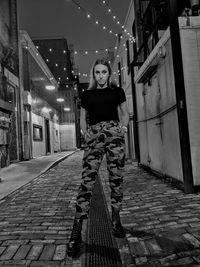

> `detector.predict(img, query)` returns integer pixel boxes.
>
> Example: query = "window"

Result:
[0,76,16,105]
[7,83,16,105]
[33,124,43,141]
[132,21,137,58]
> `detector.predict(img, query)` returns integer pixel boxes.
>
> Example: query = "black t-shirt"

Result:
[81,86,126,125]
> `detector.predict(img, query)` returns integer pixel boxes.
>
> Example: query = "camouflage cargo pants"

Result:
[75,120,125,220]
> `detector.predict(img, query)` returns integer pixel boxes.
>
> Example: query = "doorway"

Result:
[45,119,51,154]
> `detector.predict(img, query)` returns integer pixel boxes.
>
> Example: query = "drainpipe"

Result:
[168,0,194,193]
[130,63,140,163]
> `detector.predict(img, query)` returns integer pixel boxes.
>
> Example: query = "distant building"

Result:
[19,31,60,159]
[33,37,78,150]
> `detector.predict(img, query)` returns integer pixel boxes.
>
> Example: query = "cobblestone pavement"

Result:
[0,152,83,267]
[100,163,200,266]
[0,151,200,266]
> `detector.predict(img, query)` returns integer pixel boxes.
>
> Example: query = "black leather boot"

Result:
[67,218,82,257]
[112,208,125,238]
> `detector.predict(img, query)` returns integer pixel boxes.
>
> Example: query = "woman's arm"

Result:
[118,101,129,132]
[80,107,87,135]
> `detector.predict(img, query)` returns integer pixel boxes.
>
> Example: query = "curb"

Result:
[39,149,79,176]
[0,150,79,203]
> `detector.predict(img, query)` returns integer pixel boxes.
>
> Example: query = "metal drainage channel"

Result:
[85,175,122,267]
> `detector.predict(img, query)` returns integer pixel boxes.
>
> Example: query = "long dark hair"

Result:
[87,58,117,90]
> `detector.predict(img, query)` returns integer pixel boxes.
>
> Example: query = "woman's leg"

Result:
[106,129,125,237]
[67,133,105,256]
[75,144,104,220]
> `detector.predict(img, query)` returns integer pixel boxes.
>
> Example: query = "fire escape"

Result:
[133,0,191,66]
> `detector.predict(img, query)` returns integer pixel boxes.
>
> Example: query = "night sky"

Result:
[17,0,131,83]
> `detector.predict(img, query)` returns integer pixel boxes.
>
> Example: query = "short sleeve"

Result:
[118,87,126,105]
[81,91,87,109]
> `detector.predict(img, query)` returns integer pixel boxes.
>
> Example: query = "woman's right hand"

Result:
[83,130,91,141]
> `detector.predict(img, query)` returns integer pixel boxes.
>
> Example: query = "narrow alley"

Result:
[0,151,200,266]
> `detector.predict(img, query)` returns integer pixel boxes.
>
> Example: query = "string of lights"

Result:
[100,0,134,42]
[35,43,129,57]
[70,0,132,42]
[34,42,130,78]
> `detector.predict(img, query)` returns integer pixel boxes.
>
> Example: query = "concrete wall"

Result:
[59,123,76,151]
[135,29,183,182]
[135,17,200,186]
[180,17,200,185]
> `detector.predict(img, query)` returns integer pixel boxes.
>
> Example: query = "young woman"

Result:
[67,58,129,256]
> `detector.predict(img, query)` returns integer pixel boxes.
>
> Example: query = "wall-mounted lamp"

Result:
[45,85,55,90]
[64,107,70,111]
[56,98,64,102]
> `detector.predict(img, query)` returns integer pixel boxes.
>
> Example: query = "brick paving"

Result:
[100,162,200,266]
[0,151,200,266]
[0,152,83,267]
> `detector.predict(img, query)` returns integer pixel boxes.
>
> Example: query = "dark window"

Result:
[7,83,16,105]
[33,124,43,141]
[132,21,137,58]
[0,76,16,105]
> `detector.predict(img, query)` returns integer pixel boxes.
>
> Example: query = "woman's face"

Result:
[94,64,109,88]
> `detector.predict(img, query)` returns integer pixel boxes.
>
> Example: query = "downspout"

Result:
[130,63,140,163]
[168,0,194,193]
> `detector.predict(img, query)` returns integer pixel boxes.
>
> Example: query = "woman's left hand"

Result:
[119,125,128,135]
